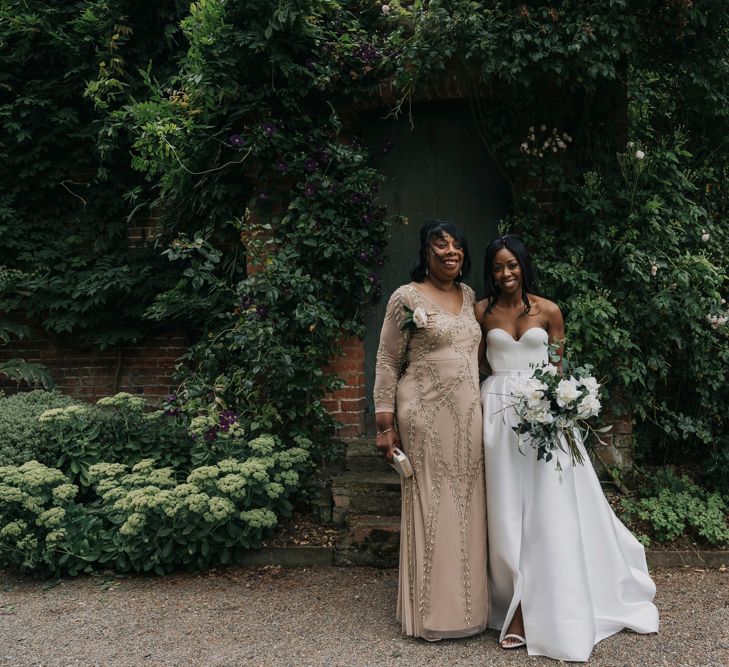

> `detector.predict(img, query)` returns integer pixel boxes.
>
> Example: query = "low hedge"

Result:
[0,435,310,576]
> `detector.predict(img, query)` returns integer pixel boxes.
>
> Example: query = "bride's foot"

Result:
[500,604,526,649]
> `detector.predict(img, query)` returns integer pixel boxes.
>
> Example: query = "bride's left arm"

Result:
[545,300,565,373]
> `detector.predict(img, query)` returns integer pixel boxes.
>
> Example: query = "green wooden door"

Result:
[363,100,510,434]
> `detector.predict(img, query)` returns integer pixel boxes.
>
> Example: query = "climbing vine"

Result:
[2,1,728,483]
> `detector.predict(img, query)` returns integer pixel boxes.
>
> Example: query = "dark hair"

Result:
[483,233,539,314]
[409,220,471,283]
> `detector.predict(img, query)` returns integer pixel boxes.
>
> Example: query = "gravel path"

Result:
[1,566,726,666]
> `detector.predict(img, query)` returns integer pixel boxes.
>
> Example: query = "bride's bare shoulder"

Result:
[530,294,561,315]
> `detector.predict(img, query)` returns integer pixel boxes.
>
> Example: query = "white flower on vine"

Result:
[650,264,658,277]
[381,4,391,14]
[540,124,547,131]
[627,141,635,148]
[701,230,710,242]
[635,149,645,160]
[520,142,529,152]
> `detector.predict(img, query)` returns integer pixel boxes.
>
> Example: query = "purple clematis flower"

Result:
[261,122,278,137]
[304,182,318,197]
[275,159,289,173]
[228,134,245,147]
[304,157,318,173]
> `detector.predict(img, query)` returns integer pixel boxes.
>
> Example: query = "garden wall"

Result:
[0,329,187,403]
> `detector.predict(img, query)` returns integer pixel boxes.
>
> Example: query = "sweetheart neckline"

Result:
[486,326,548,343]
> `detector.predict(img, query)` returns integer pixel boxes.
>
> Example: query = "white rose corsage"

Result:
[401,305,430,332]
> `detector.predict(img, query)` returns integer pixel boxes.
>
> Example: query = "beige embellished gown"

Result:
[374,283,488,640]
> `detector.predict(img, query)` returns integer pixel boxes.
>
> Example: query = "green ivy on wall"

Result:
[2,1,728,484]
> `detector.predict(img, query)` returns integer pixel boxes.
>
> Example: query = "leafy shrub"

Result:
[36,392,191,486]
[0,435,310,576]
[0,461,100,575]
[620,469,729,547]
[0,390,77,466]
[88,436,309,573]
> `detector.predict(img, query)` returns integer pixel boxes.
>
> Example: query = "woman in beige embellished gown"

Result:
[373,220,488,640]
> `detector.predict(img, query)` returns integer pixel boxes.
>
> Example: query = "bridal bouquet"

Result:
[509,360,609,469]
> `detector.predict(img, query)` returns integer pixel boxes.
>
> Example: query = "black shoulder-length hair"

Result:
[483,233,540,314]
[409,220,472,283]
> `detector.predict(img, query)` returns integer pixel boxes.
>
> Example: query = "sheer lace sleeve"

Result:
[373,286,412,413]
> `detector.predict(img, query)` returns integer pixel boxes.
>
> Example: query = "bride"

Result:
[475,234,659,662]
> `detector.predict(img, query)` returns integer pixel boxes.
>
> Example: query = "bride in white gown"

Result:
[476,235,659,662]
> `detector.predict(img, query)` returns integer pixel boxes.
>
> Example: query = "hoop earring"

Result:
[459,269,462,277]
[425,264,429,277]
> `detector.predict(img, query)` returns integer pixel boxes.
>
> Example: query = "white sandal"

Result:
[500,633,526,649]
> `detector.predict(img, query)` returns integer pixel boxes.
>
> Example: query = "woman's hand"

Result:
[375,429,400,462]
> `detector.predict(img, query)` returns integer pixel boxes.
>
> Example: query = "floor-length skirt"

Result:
[483,374,659,661]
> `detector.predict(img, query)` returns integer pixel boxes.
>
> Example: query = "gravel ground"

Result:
[0,566,726,667]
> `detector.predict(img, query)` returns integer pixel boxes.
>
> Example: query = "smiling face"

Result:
[492,247,523,294]
[427,231,464,282]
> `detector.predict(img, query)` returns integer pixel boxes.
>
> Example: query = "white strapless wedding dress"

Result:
[481,327,659,662]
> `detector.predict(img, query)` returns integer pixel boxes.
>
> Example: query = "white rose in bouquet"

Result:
[555,377,581,407]
[521,378,548,407]
[579,375,601,397]
[576,395,601,419]
[526,399,554,424]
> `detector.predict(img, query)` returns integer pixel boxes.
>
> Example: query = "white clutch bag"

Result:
[390,447,414,478]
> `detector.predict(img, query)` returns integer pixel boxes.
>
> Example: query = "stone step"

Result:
[345,438,391,473]
[334,514,401,567]
[331,470,402,524]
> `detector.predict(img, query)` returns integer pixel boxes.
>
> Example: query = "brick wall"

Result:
[0,329,188,403]
[322,337,367,439]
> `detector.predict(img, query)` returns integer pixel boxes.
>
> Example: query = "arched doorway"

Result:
[362,100,511,434]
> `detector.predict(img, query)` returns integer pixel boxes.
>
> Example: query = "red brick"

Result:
[335,411,363,425]
[330,386,365,400]
[606,417,632,435]
[340,398,366,412]
[330,357,363,372]
[320,398,340,412]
